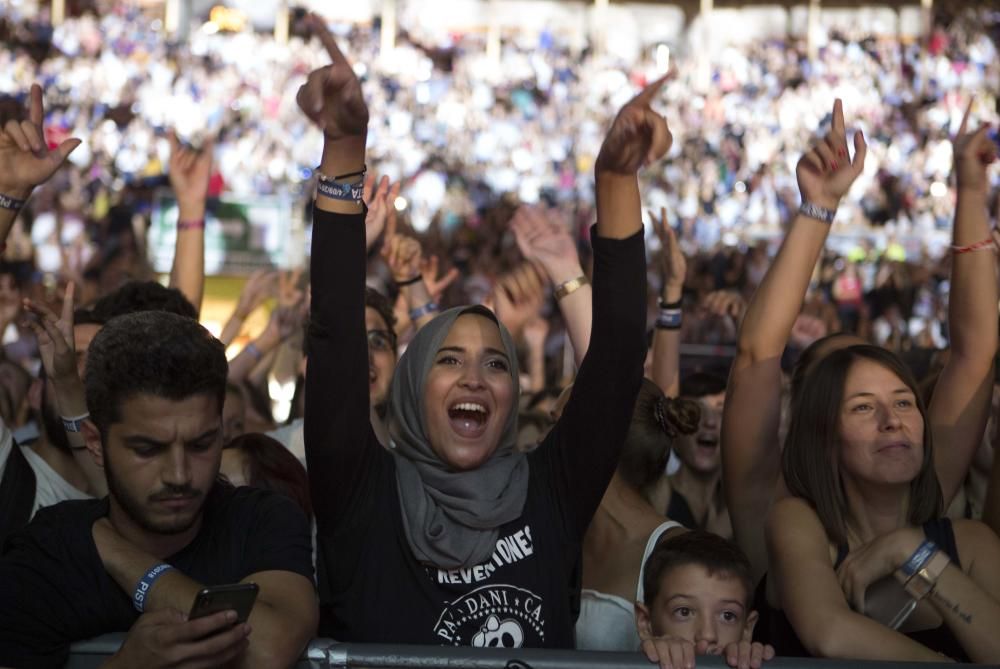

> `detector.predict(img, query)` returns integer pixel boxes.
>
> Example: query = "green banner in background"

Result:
[149,192,296,275]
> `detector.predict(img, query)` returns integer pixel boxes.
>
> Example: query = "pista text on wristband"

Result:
[61,412,90,433]
[133,563,174,612]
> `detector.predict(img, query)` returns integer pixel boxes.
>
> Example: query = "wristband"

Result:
[656,309,683,330]
[951,237,996,255]
[395,275,423,287]
[177,218,205,231]
[317,177,364,204]
[60,412,90,434]
[799,201,836,225]
[899,539,938,579]
[245,342,262,360]
[133,563,174,612]
[0,192,25,212]
[554,275,589,301]
[902,550,950,601]
[409,301,439,321]
[658,297,683,310]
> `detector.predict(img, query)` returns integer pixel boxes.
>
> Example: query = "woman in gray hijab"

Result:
[301,29,673,648]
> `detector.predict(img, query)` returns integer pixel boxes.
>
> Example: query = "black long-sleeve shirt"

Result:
[306,206,646,648]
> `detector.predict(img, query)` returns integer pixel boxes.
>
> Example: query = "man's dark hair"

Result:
[74,307,105,327]
[679,372,727,400]
[91,281,198,322]
[642,530,753,608]
[85,311,228,436]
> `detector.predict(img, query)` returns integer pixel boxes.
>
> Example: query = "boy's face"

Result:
[635,563,756,654]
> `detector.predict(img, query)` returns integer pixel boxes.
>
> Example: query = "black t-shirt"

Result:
[305,208,647,648]
[0,483,314,669]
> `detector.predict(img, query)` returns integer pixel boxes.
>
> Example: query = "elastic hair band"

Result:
[395,275,423,287]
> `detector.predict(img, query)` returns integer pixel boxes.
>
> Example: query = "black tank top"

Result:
[753,518,969,662]
[666,491,699,530]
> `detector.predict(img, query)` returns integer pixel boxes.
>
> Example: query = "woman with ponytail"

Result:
[577,378,700,651]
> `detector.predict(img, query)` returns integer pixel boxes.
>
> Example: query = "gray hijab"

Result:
[388,305,528,569]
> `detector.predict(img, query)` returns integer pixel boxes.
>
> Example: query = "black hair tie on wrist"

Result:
[395,275,423,287]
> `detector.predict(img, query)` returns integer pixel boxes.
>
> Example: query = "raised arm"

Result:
[545,76,668,536]
[23,285,107,497]
[723,99,866,583]
[650,208,686,398]
[511,205,592,366]
[0,84,81,242]
[166,132,211,315]
[219,270,278,347]
[929,102,998,506]
[298,14,375,532]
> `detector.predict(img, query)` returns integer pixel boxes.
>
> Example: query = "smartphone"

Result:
[188,583,259,623]
[864,575,916,630]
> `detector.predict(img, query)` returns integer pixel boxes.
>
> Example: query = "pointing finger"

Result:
[831,98,845,135]
[29,83,43,128]
[632,72,670,106]
[958,98,974,137]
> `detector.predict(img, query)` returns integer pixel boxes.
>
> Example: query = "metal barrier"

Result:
[67,636,970,669]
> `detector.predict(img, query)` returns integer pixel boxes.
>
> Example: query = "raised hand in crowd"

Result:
[363,174,397,250]
[419,253,459,304]
[702,290,746,323]
[229,269,307,384]
[0,84,81,238]
[492,262,546,340]
[723,99,867,584]
[298,11,367,199]
[650,206,685,398]
[166,131,213,314]
[596,74,673,177]
[928,99,1000,507]
[219,269,280,347]
[22,284,106,496]
[382,232,440,331]
[511,205,591,366]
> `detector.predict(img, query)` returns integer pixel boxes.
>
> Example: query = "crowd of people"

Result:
[1,2,1000,668]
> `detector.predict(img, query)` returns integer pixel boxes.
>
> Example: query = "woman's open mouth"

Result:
[447,401,490,438]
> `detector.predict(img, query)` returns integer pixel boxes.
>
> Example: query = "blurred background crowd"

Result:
[1,0,999,424]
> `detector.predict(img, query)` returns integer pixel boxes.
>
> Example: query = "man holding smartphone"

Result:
[0,311,317,669]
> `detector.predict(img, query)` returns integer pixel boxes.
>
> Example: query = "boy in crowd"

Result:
[636,531,774,669]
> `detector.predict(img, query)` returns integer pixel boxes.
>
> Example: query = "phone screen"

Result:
[188,583,259,624]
